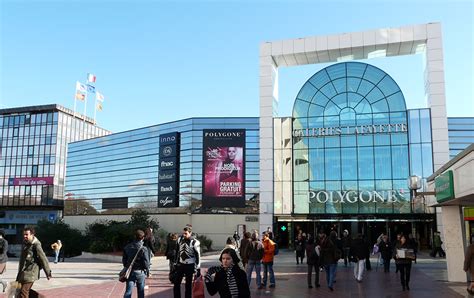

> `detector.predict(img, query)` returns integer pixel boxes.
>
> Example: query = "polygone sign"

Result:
[308,190,407,204]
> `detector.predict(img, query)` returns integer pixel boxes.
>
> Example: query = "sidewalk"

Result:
[0,250,467,297]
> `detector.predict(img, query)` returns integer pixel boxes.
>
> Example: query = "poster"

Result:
[202,129,245,208]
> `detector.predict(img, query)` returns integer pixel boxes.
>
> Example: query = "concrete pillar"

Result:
[440,205,466,282]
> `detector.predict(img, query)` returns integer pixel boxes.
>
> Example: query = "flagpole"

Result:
[83,84,87,137]
[93,93,97,124]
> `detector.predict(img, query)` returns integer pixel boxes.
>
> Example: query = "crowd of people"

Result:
[0,224,464,297]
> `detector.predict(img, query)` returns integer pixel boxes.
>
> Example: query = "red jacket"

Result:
[262,238,275,263]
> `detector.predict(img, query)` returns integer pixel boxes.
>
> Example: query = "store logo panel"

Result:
[158,132,180,208]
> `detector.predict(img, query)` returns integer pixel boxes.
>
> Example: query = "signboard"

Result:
[102,197,128,209]
[293,123,407,137]
[0,210,59,224]
[158,132,180,208]
[8,177,54,186]
[435,170,455,203]
[202,129,246,208]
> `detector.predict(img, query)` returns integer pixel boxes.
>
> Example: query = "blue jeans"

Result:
[246,260,262,286]
[54,250,60,263]
[262,261,275,286]
[325,264,337,288]
[124,270,146,298]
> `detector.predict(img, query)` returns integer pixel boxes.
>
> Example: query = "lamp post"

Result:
[408,175,422,213]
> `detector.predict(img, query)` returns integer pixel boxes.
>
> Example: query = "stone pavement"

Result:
[0,250,469,297]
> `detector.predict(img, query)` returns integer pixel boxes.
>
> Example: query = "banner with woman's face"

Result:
[202,129,246,208]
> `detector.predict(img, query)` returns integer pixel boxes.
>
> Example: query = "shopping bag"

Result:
[193,275,205,298]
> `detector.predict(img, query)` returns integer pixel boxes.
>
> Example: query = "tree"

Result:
[128,209,159,231]
[36,220,87,257]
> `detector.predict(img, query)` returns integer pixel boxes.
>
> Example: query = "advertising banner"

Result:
[158,132,180,208]
[202,129,245,208]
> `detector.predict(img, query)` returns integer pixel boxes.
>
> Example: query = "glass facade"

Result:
[65,118,259,215]
[0,105,109,208]
[447,117,474,159]
[289,62,433,215]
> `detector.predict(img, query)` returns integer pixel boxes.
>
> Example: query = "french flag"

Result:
[87,73,96,83]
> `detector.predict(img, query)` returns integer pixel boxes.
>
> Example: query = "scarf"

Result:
[225,264,239,298]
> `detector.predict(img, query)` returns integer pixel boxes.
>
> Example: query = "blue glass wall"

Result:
[65,118,259,214]
[447,117,474,159]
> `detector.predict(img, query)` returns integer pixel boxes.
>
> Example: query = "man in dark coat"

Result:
[16,226,52,297]
[239,232,252,268]
[350,234,366,282]
[378,234,392,272]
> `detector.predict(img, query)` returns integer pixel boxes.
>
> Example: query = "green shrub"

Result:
[35,219,87,257]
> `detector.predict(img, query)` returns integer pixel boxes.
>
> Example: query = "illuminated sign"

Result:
[293,123,407,138]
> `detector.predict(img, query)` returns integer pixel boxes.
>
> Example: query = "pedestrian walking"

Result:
[122,229,150,298]
[350,233,366,283]
[464,235,474,295]
[342,230,352,267]
[320,232,337,291]
[239,232,252,268]
[222,237,244,270]
[295,234,305,265]
[16,226,52,297]
[394,235,415,291]
[244,232,264,289]
[0,229,8,292]
[233,231,241,249]
[165,233,178,271]
[431,231,445,258]
[204,247,250,297]
[173,226,201,298]
[261,232,276,289]
[51,240,62,264]
[378,234,392,272]
[305,236,320,289]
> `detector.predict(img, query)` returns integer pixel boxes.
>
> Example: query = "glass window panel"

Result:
[372,99,389,113]
[325,181,342,214]
[332,78,347,94]
[386,92,406,112]
[347,92,364,108]
[326,64,346,80]
[358,147,374,179]
[325,148,341,180]
[409,144,422,176]
[341,135,356,147]
[358,180,375,213]
[420,109,432,143]
[378,75,400,96]
[340,108,356,126]
[364,65,386,84]
[357,135,373,146]
[308,104,325,118]
[357,79,375,97]
[309,69,331,89]
[408,110,421,143]
[308,149,324,180]
[293,99,310,118]
[332,93,346,108]
[421,143,433,177]
[354,99,372,114]
[374,146,391,179]
[366,87,384,103]
[296,82,317,102]
[320,82,337,99]
[347,62,366,78]
[391,145,409,179]
[324,136,339,148]
[341,148,357,180]
[312,91,330,107]
[374,134,390,145]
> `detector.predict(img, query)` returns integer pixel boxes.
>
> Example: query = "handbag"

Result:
[192,275,205,298]
[119,244,144,283]
[169,263,181,284]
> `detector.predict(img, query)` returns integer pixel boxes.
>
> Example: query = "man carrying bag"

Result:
[122,229,150,298]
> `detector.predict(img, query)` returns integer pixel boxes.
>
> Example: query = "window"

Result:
[32,165,38,177]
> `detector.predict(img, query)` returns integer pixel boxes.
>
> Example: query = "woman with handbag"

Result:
[204,248,250,297]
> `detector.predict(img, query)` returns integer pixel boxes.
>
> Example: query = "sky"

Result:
[1,0,473,133]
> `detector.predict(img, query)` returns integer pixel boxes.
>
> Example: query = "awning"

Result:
[430,194,474,207]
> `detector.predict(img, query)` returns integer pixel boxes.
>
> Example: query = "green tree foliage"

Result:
[35,220,87,257]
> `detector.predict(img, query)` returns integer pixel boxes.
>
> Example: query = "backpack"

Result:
[273,242,279,256]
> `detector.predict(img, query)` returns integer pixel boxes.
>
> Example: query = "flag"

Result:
[96,101,103,111]
[75,92,85,101]
[96,91,104,102]
[87,84,96,93]
[87,73,96,83]
[76,81,86,92]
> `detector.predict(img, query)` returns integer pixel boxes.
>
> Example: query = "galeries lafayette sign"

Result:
[293,123,407,138]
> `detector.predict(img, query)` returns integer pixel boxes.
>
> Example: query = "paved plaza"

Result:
[0,250,468,297]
